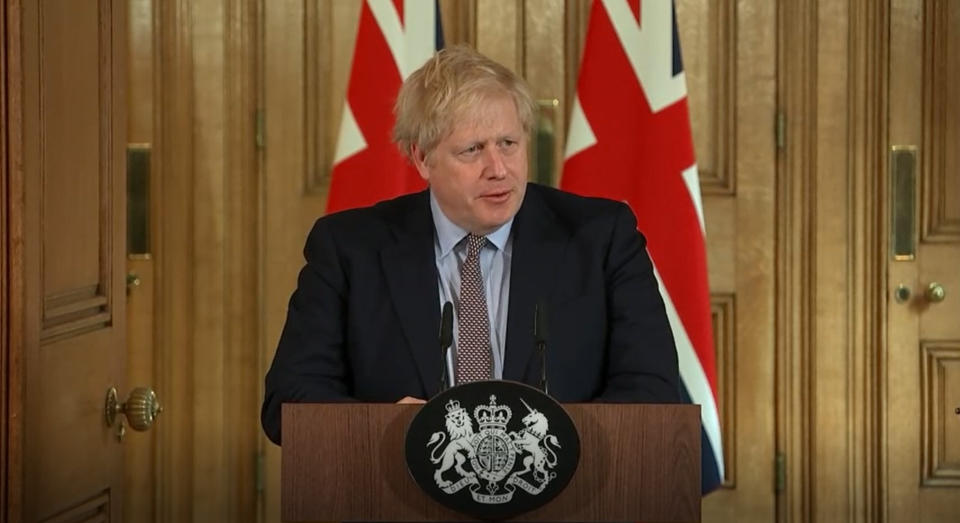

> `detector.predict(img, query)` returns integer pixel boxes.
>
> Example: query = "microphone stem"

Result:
[537,341,548,394]
[440,346,449,393]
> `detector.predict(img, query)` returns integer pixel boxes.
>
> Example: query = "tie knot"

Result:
[465,234,487,257]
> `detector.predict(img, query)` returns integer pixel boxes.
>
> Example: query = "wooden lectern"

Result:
[281,403,701,522]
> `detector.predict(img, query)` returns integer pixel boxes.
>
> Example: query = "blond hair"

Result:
[393,45,536,160]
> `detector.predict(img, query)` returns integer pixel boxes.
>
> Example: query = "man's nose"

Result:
[483,148,508,178]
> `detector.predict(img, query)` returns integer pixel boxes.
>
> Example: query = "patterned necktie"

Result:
[456,234,493,383]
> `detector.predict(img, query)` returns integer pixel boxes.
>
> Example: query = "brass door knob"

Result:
[105,386,163,432]
[925,282,946,303]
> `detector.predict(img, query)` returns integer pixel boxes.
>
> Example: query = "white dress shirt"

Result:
[430,191,514,386]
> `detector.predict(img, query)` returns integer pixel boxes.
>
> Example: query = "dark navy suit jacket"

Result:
[261,183,680,444]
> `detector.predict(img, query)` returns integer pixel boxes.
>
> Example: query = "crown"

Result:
[474,395,512,431]
[445,399,463,414]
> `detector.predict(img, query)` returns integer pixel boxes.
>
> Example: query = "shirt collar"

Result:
[430,190,514,257]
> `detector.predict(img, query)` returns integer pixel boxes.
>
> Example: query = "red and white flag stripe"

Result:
[562,0,724,491]
[327,0,438,213]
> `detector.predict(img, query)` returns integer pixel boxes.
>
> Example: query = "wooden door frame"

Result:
[775,1,889,521]
[845,5,890,521]
[152,0,262,520]
[1,0,261,519]
[3,0,24,521]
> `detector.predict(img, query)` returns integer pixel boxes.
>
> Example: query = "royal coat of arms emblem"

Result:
[405,380,580,519]
[426,394,562,504]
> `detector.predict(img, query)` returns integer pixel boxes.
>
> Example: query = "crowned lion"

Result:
[427,400,476,488]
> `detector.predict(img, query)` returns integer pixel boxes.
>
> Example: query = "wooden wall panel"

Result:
[40,490,110,523]
[921,0,960,241]
[148,0,260,521]
[918,244,960,344]
[776,0,817,520]
[221,1,260,521]
[261,2,309,520]
[813,0,855,520]
[562,0,590,123]
[703,197,735,293]
[38,0,117,341]
[476,0,522,73]
[523,0,565,185]
[921,342,960,486]
[711,293,736,488]
[190,0,229,518]
[847,1,888,521]
[720,1,777,519]
[439,0,476,46]
[303,0,331,193]
[303,0,361,195]
[40,2,103,295]
[155,2,196,519]
[778,1,893,521]
[676,0,736,195]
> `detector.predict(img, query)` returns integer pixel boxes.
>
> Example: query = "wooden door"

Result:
[886,0,960,520]
[20,0,129,521]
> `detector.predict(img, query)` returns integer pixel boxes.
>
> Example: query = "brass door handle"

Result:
[104,387,163,440]
[925,282,946,303]
[126,272,141,293]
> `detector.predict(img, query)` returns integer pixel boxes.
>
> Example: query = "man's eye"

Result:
[461,145,480,155]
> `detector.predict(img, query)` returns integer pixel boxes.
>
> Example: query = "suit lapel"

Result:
[503,187,567,383]
[380,191,441,397]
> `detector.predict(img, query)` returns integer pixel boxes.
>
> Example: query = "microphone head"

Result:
[439,301,454,349]
[534,300,548,343]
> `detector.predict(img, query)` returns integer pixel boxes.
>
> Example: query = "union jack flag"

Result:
[326,0,442,213]
[561,0,725,494]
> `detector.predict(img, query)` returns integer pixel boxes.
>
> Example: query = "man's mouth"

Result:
[479,190,511,203]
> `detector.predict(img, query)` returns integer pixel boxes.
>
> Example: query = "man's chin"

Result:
[474,214,517,234]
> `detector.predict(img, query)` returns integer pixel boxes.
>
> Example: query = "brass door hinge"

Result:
[775,452,786,494]
[256,452,265,493]
[255,109,265,150]
[776,111,786,150]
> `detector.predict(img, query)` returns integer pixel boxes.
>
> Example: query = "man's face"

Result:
[413,95,528,235]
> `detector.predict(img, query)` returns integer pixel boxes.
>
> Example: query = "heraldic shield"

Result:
[405,380,580,520]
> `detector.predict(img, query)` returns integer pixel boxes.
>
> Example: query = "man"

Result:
[261,45,679,445]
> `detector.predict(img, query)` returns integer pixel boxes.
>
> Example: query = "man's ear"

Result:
[410,144,430,181]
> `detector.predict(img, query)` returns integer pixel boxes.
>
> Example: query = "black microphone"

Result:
[438,301,454,394]
[534,300,549,395]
